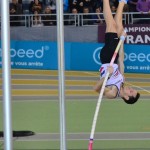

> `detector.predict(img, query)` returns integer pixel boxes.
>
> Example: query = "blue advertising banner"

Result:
[70,42,104,71]
[124,44,150,73]
[76,43,150,73]
[0,41,71,70]
[0,40,149,73]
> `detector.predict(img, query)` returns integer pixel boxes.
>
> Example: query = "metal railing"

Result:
[0,12,149,27]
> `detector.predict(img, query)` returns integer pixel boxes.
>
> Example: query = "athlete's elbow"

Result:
[104,91,117,99]
[93,85,100,93]
[105,95,116,99]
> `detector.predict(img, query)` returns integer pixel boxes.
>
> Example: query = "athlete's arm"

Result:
[118,42,124,75]
[104,87,118,99]
[93,66,117,98]
[93,78,105,93]
[94,66,114,92]
[93,79,117,99]
[118,29,127,75]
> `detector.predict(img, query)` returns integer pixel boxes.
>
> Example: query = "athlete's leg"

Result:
[114,1,127,36]
[114,1,128,76]
[103,0,117,33]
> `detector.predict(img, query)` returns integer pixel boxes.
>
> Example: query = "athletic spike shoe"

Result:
[119,0,128,4]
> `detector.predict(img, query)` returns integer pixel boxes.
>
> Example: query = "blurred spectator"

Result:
[77,0,92,13]
[29,0,43,14]
[77,0,84,13]
[49,0,56,13]
[42,6,56,26]
[68,7,79,25]
[83,0,92,12]
[123,4,129,12]
[110,0,119,8]
[63,0,69,25]
[111,5,117,12]
[82,7,93,25]
[128,0,138,12]
[68,0,78,12]
[123,4,129,24]
[136,0,150,23]
[10,0,23,26]
[92,0,103,12]
[136,0,150,12]
[29,0,43,27]
[32,10,43,27]
[18,0,22,4]
[128,0,138,23]
[110,4,117,18]
[92,7,103,24]
[63,0,69,13]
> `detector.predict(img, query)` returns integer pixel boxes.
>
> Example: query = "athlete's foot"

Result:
[119,0,128,4]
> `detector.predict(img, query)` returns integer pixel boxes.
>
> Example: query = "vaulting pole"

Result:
[56,0,67,150]
[1,0,13,150]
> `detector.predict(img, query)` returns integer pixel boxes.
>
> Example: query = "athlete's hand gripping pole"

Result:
[88,30,127,150]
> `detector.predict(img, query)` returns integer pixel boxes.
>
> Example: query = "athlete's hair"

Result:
[122,92,140,104]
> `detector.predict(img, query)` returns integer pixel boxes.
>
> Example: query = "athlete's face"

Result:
[124,86,137,99]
